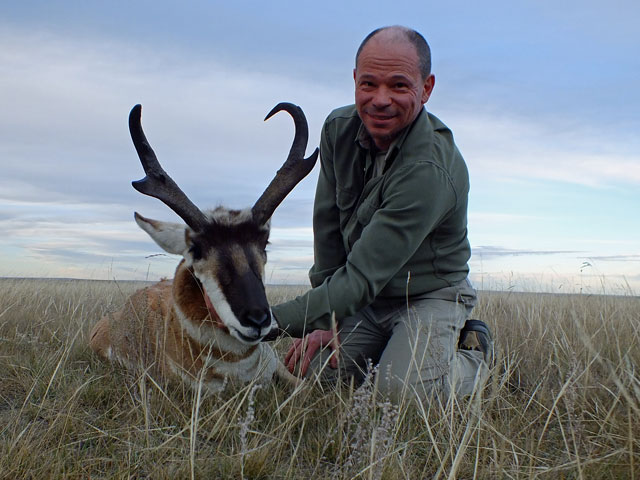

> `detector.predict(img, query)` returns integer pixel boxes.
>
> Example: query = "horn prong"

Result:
[129,104,208,231]
[252,103,319,226]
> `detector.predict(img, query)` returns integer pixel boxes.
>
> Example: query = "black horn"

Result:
[251,103,319,226]
[129,104,209,232]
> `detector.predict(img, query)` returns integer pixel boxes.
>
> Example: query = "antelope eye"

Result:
[189,244,203,260]
[258,233,269,251]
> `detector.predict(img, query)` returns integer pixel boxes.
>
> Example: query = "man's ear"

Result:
[134,212,188,255]
[421,74,436,105]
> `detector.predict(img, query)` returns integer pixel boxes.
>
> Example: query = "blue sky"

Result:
[1,1,638,295]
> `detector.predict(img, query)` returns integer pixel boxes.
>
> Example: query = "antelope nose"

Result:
[243,308,271,330]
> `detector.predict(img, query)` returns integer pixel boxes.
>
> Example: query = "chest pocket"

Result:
[356,197,379,227]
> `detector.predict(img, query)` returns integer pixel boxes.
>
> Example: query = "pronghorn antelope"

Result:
[89,103,318,392]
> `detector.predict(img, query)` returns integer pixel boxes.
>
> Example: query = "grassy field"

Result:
[0,278,638,479]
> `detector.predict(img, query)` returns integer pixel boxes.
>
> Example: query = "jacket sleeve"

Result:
[272,156,458,337]
[307,120,347,288]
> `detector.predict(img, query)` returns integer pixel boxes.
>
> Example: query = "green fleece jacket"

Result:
[272,105,471,337]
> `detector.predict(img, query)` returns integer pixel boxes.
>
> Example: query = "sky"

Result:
[1,0,638,295]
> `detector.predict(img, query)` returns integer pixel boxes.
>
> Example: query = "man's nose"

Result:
[372,86,392,108]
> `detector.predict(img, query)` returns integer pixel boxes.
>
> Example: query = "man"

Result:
[269,26,493,400]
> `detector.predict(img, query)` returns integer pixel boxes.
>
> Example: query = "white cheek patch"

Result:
[174,302,251,356]
[199,275,260,343]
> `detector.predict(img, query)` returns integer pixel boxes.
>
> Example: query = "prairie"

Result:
[0,277,638,479]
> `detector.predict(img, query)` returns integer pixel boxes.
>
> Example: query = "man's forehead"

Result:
[355,44,421,78]
[356,71,414,81]
[358,34,419,66]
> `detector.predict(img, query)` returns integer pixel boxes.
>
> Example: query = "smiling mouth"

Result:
[367,112,396,125]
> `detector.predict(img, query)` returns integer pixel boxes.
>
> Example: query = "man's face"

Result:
[354,36,435,151]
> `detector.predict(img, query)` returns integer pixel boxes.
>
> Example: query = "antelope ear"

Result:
[134,212,188,255]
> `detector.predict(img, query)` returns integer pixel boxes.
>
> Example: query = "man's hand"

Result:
[284,328,340,377]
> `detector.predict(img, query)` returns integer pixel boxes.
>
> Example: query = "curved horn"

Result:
[251,103,319,226]
[129,104,208,232]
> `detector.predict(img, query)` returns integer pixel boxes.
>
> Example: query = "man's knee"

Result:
[303,344,369,386]
[376,358,451,403]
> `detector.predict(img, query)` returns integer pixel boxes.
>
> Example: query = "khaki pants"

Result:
[305,279,486,401]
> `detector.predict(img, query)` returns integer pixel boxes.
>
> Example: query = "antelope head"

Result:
[129,103,318,344]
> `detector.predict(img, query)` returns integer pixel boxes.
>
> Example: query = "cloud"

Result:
[0,26,338,210]
[0,24,332,283]
[472,245,581,258]
[448,112,640,188]
[580,254,640,263]
[468,212,543,226]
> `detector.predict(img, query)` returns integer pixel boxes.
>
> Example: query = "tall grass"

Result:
[0,278,638,479]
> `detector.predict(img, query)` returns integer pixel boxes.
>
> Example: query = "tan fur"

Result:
[229,245,249,274]
[89,261,297,392]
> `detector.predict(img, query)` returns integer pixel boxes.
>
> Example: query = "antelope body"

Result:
[89,103,317,392]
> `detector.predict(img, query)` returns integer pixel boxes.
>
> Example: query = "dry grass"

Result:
[0,277,638,479]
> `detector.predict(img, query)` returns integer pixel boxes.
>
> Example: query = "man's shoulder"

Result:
[425,111,449,132]
[397,110,467,183]
[321,105,362,146]
[405,110,460,159]
[325,104,360,125]
[409,110,450,140]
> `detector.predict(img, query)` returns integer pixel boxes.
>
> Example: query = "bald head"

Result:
[355,26,432,80]
[353,26,436,150]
